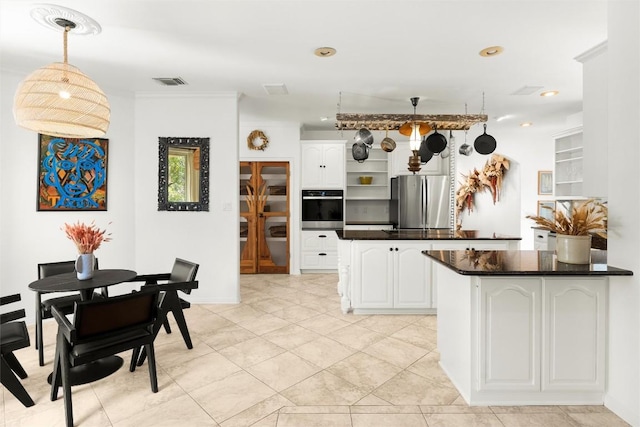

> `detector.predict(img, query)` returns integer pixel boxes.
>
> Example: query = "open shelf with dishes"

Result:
[345,146,390,200]
[554,128,583,198]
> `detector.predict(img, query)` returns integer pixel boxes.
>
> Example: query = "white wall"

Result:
[604,1,640,425]
[239,121,301,274]
[0,70,137,321]
[134,93,240,303]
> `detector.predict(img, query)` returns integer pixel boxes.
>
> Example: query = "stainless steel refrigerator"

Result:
[390,175,451,229]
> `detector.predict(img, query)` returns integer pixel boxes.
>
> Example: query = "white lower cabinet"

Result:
[352,241,433,311]
[300,230,338,270]
[472,276,606,400]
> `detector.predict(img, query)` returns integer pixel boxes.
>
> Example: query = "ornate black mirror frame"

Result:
[158,136,210,211]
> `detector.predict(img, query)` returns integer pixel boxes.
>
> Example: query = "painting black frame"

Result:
[158,137,210,211]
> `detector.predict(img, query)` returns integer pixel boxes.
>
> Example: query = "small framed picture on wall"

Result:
[538,171,553,195]
[537,201,555,221]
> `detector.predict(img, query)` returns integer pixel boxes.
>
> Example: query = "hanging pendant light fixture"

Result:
[407,97,422,174]
[13,10,110,138]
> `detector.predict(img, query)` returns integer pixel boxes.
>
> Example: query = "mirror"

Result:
[158,137,209,211]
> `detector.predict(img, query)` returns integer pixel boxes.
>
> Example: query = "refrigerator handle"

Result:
[422,178,428,229]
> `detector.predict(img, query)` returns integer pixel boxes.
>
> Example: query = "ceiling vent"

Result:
[262,83,288,95]
[152,77,188,86]
[511,86,543,96]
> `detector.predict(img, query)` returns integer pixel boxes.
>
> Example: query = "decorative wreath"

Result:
[247,130,269,151]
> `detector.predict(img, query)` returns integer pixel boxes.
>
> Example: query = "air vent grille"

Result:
[262,83,288,95]
[152,77,188,86]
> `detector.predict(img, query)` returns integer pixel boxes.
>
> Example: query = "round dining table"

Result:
[28,269,138,386]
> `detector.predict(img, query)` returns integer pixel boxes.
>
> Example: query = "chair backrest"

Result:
[38,259,99,279]
[73,291,158,341]
[169,258,199,294]
[0,294,25,325]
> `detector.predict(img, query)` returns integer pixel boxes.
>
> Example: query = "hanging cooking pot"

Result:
[425,127,447,154]
[352,142,369,163]
[354,128,374,147]
[459,144,473,156]
[474,124,497,155]
[418,136,433,164]
[380,129,396,152]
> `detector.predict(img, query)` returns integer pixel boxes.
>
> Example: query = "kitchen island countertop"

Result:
[336,229,521,241]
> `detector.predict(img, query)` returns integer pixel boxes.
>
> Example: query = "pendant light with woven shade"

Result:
[13,17,110,138]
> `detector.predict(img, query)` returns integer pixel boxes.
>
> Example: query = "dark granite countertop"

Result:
[424,250,633,276]
[344,221,394,226]
[336,229,521,241]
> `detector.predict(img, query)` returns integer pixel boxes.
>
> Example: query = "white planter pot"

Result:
[556,234,592,264]
[75,253,96,280]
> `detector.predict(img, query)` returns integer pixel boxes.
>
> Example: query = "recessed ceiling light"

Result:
[540,90,559,97]
[520,122,533,127]
[496,115,512,122]
[320,117,329,122]
[314,47,337,57]
[479,46,504,57]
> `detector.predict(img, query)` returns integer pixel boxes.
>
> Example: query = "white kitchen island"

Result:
[425,249,633,406]
[335,229,521,314]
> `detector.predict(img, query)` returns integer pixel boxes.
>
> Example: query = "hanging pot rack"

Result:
[335,113,487,132]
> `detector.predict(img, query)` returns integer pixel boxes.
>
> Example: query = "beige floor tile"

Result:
[566,412,631,427]
[249,298,295,314]
[327,352,402,392]
[420,405,493,414]
[164,351,242,392]
[262,324,321,350]
[496,412,580,426]
[238,313,292,336]
[297,314,351,335]
[113,394,217,427]
[351,413,429,427]
[407,351,456,388]
[218,305,267,323]
[199,303,239,314]
[190,371,277,424]
[560,405,612,413]
[350,405,422,414]
[291,336,355,369]
[280,371,367,406]
[279,406,350,414]
[362,336,428,369]
[356,315,414,335]
[329,324,386,350]
[250,412,278,427]
[372,371,459,405]
[218,337,286,368]
[276,413,352,427]
[353,394,393,406]
[413,315,438,330]
[201,324,258,350]
[490,405,564,413]
[424,413,504,427]
[185,310,236,336]
[154,339,216,369]
[220,394,293,427]
[270,304,322,322]
[246,352,321,392]
[390,323,438,350]
[325,308,367,323]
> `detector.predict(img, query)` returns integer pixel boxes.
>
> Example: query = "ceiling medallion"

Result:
[30,4,102,35]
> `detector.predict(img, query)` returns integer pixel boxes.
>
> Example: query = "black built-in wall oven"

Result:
[301,190,344,229]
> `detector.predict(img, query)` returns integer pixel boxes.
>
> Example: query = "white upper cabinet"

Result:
[301,141,345,189]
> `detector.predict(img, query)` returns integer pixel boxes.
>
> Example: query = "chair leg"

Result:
[129,347,141,372]
[146,344,158,393]
[136,347,147,367]
[162,317,172,334]
[170,307,193,349]
[59,341,73,427]
[3,352,28,379]
[50,330,63,401]
[0,356,34,407]
[36,294,45,366]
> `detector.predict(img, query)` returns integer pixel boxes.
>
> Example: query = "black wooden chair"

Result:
[36,259,103,366]
[1,293,35,407]
[132,258,199,349]
[50,289,161,427]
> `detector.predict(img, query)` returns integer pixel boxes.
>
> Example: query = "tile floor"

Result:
[1,273,631,426]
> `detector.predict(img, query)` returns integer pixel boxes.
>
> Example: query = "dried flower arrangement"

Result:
[526,200,607,237]
[62,221,112,254]
[455,154,511,225]
[479,154,510,204]
[460,249,504,271]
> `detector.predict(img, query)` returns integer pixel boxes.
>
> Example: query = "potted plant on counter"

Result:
[526,200,607,264]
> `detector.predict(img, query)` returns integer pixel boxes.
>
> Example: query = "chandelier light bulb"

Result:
[409,123,421,151]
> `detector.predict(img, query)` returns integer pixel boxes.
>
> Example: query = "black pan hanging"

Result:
[474,124,497,155]
[352,142,369,163]
[425,126,447,154]
[418,136,433,164]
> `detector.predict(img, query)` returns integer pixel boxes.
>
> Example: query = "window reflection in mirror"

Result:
[158,137,209,211]
[168,146,200,203]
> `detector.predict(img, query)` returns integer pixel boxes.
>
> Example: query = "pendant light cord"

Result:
[63,26,69,64]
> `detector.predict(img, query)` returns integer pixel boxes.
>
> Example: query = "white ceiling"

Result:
[0,1,608,134]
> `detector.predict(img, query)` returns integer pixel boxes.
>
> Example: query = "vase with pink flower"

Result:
[63,221,111,280]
